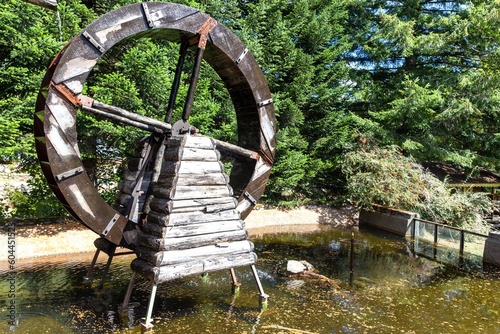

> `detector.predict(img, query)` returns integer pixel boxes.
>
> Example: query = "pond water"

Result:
[1,225,500,333]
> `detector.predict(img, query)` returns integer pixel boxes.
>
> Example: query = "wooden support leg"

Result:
[84,248,101,281]
[229,268,241,294]
[120,272,136,312]
[98,245,116,289]
[250,265,268,310]
[141,282,157,333]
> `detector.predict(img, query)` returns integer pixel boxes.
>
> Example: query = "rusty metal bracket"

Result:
[259,150,275,166]
[50,81,94,107]
[141,2,154,28]
[77,94,94,107]
[196,17,217,49]
[82,31,105,53]
[50,82,76,104]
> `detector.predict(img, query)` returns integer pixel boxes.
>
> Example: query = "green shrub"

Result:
[342,146,492,232]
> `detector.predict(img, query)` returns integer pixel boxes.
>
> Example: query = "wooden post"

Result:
[84,249,101,281]
[229,268,241,294]
[120,272,136,312]
[141,283,158,332]
[23,0,57,11]
[250,265,268,310]
[98,244,116,289]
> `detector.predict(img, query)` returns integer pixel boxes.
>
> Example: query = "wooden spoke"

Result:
[213,139,260,161]
[182,46,205,122]
[81,100,171,133]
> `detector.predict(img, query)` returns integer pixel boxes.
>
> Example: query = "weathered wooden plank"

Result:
[127,157,145,171]
[236,198,253,216]
[93,237,116,255]
[167,135,216,150]
[115,192,132,206]
[164,147,220,162]
[170,197,238,210]
[156,252,257,283]
[122,169,140,181]
[213,139,260,161]
[131,252,257,283]
[156,173,229,187]
[152,184,233,200]
[136,240,254,266]
[173,184,232,199]
[161,160,224,175]
[138,228,248,249]
[117,174,151,195]
[149,196,237,214]
[148,209,240,227]
[144,219,243,241]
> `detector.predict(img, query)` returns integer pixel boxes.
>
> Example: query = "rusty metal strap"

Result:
[196,17,217,49]
[259,150,274,166]
[50,81,94,107]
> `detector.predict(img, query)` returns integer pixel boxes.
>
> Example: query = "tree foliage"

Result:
[345,0,500,171]
[0,0,498,223]
[343,145,492,231]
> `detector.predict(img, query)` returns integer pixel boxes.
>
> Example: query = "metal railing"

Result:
[411,218,489,269]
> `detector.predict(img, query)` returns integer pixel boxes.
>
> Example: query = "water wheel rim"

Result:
[34,2,276,245]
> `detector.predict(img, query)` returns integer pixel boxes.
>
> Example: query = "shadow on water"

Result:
[1,225,500,333]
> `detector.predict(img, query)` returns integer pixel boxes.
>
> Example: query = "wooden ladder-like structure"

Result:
[121,134,268,331]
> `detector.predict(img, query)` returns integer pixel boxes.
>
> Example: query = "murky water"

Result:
[1,225,500,333]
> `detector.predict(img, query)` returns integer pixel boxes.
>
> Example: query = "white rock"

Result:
[286,260,306,274]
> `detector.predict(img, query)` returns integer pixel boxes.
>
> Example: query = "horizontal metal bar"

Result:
[413,218,488,238]
[92,100,171,131]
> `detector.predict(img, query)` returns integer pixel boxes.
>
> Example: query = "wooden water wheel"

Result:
[34,2,276,248]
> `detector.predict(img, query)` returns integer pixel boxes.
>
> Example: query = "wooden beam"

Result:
[138,228,248,248]
[213,139,260,161]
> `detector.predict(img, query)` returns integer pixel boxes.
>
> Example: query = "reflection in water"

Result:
[1,225,499,333]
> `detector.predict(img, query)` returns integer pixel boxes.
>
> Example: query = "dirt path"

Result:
[0,205,358,262]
